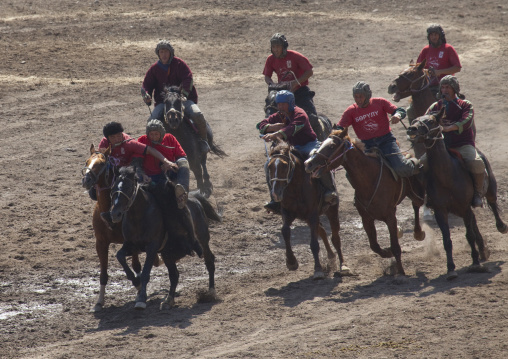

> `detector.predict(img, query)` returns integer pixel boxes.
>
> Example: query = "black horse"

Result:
[162,85,227,197]
[108,166,220,309]
[264,83,332,141]
[407,109,508,279]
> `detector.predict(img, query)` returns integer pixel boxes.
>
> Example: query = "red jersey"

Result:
[262,50,313,91]
[98,133,147,167]
[137,134,186,176]
[338,98,397,141]
[417,43,461,86]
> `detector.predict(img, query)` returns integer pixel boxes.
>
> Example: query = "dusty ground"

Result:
[2,0,508,358]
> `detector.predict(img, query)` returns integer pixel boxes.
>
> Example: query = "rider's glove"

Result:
[140,88,152,106]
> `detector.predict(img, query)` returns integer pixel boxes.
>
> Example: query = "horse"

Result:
[407,108,508,279]
[264,83,332,141]
[387,59,437,159]
[81,144,142,312]
[108,166,220,309]
[266,140,349,279]
[304,129,426,276]
[162,85,227,198]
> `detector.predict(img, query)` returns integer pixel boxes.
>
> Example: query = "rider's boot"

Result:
[193,114,210,153]
[472,172,485,208]
[320,171,338,206]
[175,183,188,209]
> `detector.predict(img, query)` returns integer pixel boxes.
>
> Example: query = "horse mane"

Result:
[329,129,365,152]
[270,140,291,156]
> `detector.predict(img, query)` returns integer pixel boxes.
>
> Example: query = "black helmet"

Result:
[103,122,124,139]
[146,119,166,144]
[426,24,447,44]
[155,40,175,62]
[352,81,372,102]
[270,33,288,57]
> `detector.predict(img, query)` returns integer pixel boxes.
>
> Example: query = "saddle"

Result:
[365,148,400,181]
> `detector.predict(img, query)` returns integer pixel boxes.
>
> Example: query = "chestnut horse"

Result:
[304,129,426,276]
[387,59,437,158]
[81,145,141,312]
[162,85,227,197]
[407,109,508,279]
[109,166,220,309]
[267,140,349,279]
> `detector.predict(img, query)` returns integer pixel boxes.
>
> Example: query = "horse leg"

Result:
[94,239,110,312]
[200,155,213,198]
[386,217,405,276]
[317,223,336,262]
[434,210,457,279]
[132,254,142,277]
[160,249,179,310]
[325,207,350,275]
[463,210,481,268]
[361,215,392,258]
[281,214,298,271]
[189,158,205,196]
[116,245,141,290]
[133,247,159,310]
[471,212,490,262]
[309,214,324,279]
[412,201,426,241]
[485,185,508,234]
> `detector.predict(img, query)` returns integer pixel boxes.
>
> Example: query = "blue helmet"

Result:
[275,90,295,112]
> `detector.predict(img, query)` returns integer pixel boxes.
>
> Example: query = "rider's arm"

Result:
[264,75,274,85]
[390,107,407,124]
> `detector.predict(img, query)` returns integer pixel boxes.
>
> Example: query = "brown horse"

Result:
[407,109,508,279]
[81,144,141,312]
[304,129,426,276]
[387,59,437,158]
[266,140,349,279]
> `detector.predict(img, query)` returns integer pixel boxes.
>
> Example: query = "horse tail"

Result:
[209,140,228,158]
[190,190,223,222]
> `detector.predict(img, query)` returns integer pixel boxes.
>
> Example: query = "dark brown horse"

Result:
[162,85,226,197]
[304,129,426,276]
[108,166,220,309]
[387,59,437,158]
[81,145,141,312]
[267,140,349,279]
[407,109,508,279]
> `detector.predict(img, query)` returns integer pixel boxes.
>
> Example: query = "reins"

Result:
[110,175,139,211]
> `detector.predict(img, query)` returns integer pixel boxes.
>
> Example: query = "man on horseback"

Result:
[257,90,338,213]
[263,33,317,119]
[137,119,202,256]
[417,24,462,99]
[335,81,419,178]
[141,40,211,153]
[426,75,485,208]
[87,121,175,200]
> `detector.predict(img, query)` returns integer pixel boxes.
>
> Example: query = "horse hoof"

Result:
[337,265,353,276]
[397,226,403,239]
[135,301,147,310]
[313,271,325,280]
[446,271,458,280]
[160,296,175,310]
[196,288,218,303]
[480,247,490,262]
[498,224,508,234]
[414,231,426,242]
[286,259,298,271]
[92,303,103,312]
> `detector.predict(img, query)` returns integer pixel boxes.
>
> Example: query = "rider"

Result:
[141,39,211,153]
[425,75,484,208]
[257,90,338,213]
[137,119,190,209]
[417,24,462,98]
[335,81,419,178]
[263,33,317,119]
[137,119,202,256]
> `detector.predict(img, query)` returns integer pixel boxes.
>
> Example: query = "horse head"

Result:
[162,85,186,130]
[109,166,139,223]
[406,107,446,144]
[304,128,352,177]
[264,83,291,118]
[388,59,428,101]
[267,140,295,202]
[82,144,111,190]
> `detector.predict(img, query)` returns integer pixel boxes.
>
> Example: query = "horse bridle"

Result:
[269,153,295,185]
[310,136,353,176]
[81,152,118,194]
[110,175,139,212]
[164,92,185,125]
[398,69,431,93]
[410,117,444,149]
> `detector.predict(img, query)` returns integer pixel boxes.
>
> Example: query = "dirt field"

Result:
[2,1,508,358]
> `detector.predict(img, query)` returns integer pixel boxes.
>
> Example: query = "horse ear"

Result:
[339,127,349,138]
[409,59,414,66]
[103,145,111,156]
[90,144,95,154]
[418,58,426,70]
[181,95,187,102]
